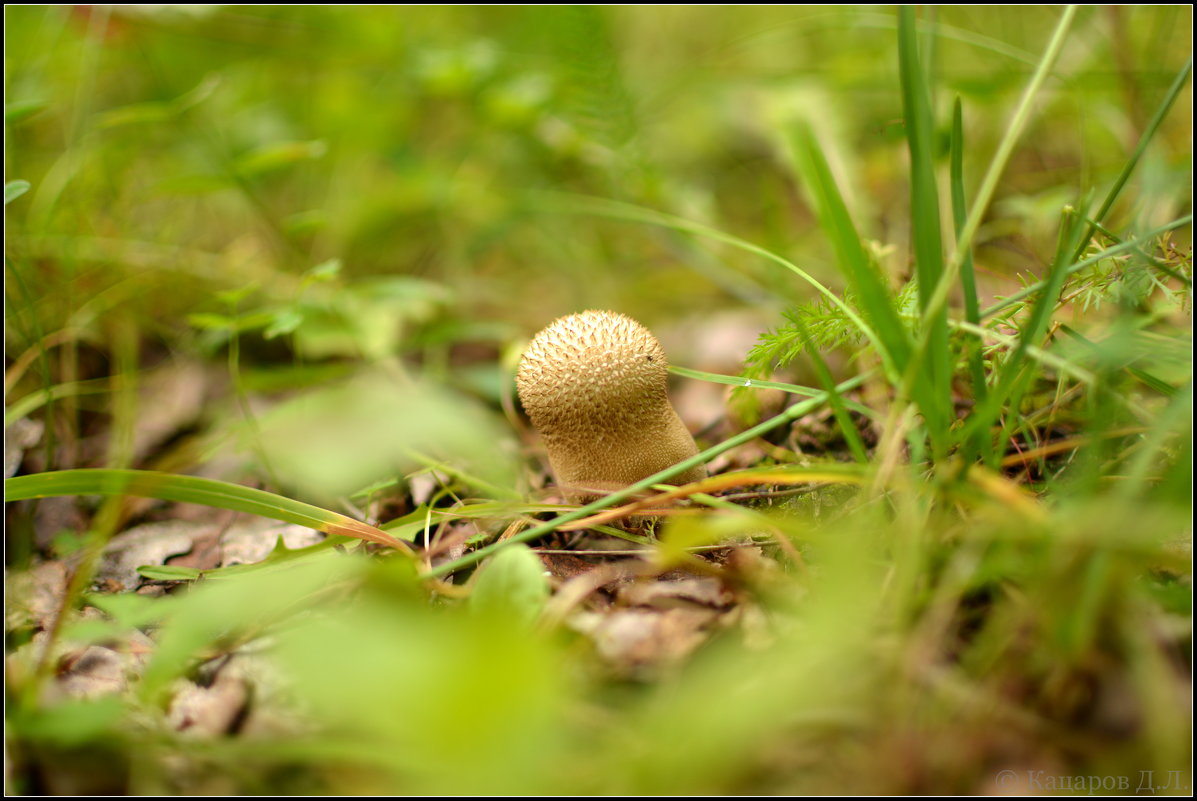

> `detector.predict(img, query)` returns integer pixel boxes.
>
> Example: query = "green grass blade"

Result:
[785,122,911,382]
[4,378,113,427]
[898,6,951,448]
[1058,324,1179,398]
[999,202,1092,391]
[4,469,411,552]
[1115,381,1192,500]
[950,98,993,464]
[544,193,886,371]
[911,5,1078,379]
[792,317,870,463]
[138,535,346,582]
[1124,367,1180,398]
[669,365,879,418]
[950,99,985,392]
[1074,56,1193,261]
[959,201,1093,456]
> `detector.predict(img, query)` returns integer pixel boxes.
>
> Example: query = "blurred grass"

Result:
[4,5,1193,796]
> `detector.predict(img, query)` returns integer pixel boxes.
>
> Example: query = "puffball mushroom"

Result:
[515,310,706,500]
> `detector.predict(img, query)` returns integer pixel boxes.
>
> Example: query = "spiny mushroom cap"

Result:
[516,310,706,497]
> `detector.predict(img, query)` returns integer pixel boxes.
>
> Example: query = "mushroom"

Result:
[515,310,706,500]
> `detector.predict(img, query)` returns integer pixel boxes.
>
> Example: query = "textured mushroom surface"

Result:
[516,310,706,499]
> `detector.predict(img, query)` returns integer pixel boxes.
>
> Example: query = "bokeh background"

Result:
[8,6,1190,365]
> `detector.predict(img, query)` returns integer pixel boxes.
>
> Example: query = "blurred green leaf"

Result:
[96,74,218,129]
[187,312,237,330]
[140,552,362,700]
[263,307,304,339]
[304,258,342,282]
[5,179,31,205]
[95,101,176,129]
[469,543,549,625]
[253,370,517,500]
[135,565,204,581]
[9,697,125,747]
[275,591,566,794]
[5,98,46,124]
[234,140,328,176]
[84,592,171,629]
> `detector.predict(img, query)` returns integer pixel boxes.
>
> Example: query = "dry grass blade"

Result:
[559,468,869,531]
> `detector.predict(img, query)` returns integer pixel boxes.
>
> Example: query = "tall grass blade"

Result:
[950,99,985,393]
[545,192,885,365]
[669,365,879,418]
[784,123,912,382]
[1074,56,1193,261]
[950,98,992,463]
[898,5,952,454]
[912,6,1078,365]
[4,469,412,552]
[960,200,1093,457]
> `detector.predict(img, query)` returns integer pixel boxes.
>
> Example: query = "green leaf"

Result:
[469,544,549,626]
[235,140,328,176]
[187,312,237,330]
[9,697,125,747]
[305,258,342,282]
[141,553,361,701]
[85,592,172,628]
[95,74,218,129]
[187,310,275,333]
[95,101,175,129]
[5,179,31,205]
[5,99,47,124]
[252,372,517,500]
[980,216,1193,319]
[135,565,204,581]
[264,308,304,339]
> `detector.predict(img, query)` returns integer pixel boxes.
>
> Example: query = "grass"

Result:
[4,5,1192,796]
